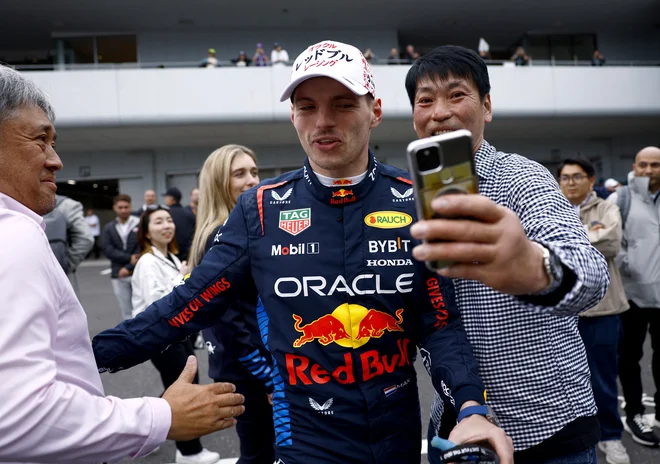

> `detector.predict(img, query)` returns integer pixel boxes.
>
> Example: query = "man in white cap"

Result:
[92,40,513,464]
[604,178,621,193]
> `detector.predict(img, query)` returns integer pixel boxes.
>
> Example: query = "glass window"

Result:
[573,35,597,61]
[550,35,572,61]
[61,37,95,64]
[97,35,137,63]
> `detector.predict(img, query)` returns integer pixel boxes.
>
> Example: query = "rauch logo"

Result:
[364,211,413,229]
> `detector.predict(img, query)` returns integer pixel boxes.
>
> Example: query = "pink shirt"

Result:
[0,193,170,463]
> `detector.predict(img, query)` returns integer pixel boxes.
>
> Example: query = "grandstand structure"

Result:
[2,0,659,205]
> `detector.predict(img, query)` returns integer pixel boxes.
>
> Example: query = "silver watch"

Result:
[533,242,563,295]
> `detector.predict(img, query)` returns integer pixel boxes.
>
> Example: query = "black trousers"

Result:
[214,378,275,464]
[618,300,660,417]
[151,339,203,455]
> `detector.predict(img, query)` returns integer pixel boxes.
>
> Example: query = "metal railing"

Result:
[7,58,660,71]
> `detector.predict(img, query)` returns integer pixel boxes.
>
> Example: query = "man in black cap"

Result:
[164,187,196,262]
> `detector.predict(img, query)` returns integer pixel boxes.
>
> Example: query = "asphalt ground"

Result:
[77,259,659,464]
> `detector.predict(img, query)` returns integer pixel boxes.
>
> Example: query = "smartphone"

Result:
[406,129,478,271]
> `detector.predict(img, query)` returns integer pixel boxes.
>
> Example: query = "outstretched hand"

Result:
[163,356,245,441]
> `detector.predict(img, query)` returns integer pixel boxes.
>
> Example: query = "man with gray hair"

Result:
[0,65,245,462]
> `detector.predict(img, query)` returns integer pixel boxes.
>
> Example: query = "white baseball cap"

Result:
[279,40,376,102]
[604,178,620,189]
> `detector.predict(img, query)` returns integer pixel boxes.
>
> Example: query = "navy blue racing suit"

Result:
[92,154,485,464]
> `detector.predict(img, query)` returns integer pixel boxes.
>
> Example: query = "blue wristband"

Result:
[457,405,488,422]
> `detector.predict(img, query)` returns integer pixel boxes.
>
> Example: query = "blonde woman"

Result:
[189,145,275,464]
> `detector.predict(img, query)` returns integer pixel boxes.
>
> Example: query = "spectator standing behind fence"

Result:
[403,44,417,63]
[478,38,491,60]
[252,43,269,67]
[200,48,218,68]
[592,50,606,66]
[363,48,377,64]
[511,46,530,66]
[271,42,289,66]
[85,207,102,259]
[387,47,400,65]
[234,51,250,67]
[558,158,631,464]
[131,206,222,464]
[103,194,140,321]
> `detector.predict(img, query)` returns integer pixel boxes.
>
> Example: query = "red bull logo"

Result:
[331,189,353,198]
[286,338,411,385]
[292,304,405,349]
[330,189,356,205]
[292,314,350,347]
[356,308,404,339]
[333,179,353,186]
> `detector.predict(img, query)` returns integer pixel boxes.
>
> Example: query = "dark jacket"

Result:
[168,203,196,261]
[202,227,272,387]
[102,217,140,278]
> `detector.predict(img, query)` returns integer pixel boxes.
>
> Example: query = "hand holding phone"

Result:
[407,129,478,270]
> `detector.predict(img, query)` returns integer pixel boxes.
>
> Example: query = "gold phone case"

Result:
[406,130,478,270]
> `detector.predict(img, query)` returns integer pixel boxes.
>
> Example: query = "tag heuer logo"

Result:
[391,187,414,202]
[279,208,311,236]
[271,188,293,204]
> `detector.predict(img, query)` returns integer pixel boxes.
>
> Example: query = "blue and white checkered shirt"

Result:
[429,141,609,451]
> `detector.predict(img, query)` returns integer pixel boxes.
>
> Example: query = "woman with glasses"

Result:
[131,206,221,464]
[188,144,275,464]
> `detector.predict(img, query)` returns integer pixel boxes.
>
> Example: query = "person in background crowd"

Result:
[363,48,377,64]
[103,193,140,321]
[605,178,621,193]
[558,158,630,464]
[44,194,93,295]
[188,144,275,464]
[134,188,157,216]
[234,51,250,67]
[271,42,289,66]
[387,47,400,65]
[85,207,102,259]
[0,63,244,463]
[164,186,196,262]
[405,45,609,464]
[609,146,660,447]
[511,46,530,66]
[252,43,269,67]
[186,187,199,216]
[478,38,491,60]
[592,50,606,66]
[403,44,417,63]
[131,206,222,464]
[200,48,218,68]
